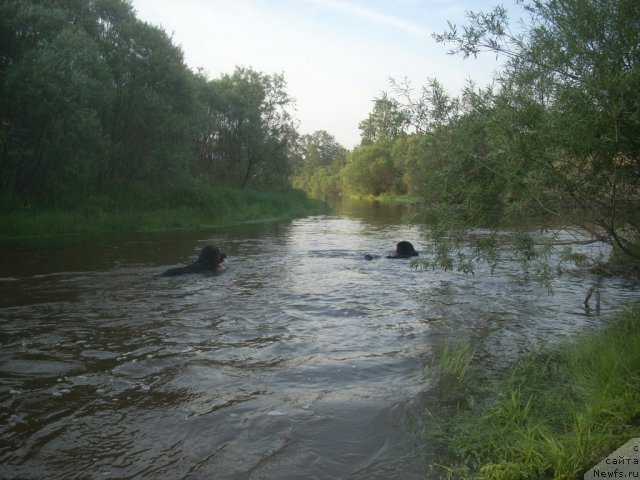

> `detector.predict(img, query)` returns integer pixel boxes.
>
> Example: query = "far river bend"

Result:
[0,199,637,479]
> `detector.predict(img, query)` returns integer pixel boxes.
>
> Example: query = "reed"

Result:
[425,341,476,385]
[432,307,640,479]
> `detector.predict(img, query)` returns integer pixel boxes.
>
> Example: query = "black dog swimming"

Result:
[388,240,419,258]
[364,241,419,260]
[161,245,227,276]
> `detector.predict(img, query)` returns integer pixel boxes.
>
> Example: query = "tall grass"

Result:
[0,182,328,239]
[432,308,640,479]
[425,342,476,385]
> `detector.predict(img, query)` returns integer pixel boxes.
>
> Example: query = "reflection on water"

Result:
[0,200,637,479]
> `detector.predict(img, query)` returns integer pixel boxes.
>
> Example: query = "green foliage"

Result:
[2,4,106,198]
[196,67,296,189]
[358,93,408,145]
[341,142,399,196]
[304,166,339,198]
[96,12,196,186]
[424,342,476,385]
[0,0,306,207]
[0,0,201,198]
[291,130,347,198]
[0,181,327,239]
[295,130,347,170]
[430,308,640,479]
[423,0,640,269]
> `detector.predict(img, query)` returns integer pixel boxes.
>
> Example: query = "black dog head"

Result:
[198,245,226,269]
[393,241,418,258]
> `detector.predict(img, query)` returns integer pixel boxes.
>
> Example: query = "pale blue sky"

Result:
[130,0,523,148]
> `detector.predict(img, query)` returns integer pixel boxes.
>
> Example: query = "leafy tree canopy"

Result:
[422,0,640,277]
[0,0,312,206]
[358,93,408,145]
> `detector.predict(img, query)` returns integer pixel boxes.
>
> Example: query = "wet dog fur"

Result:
[386,241,419,259]
[161,245,226,276]
[364,240,419,260]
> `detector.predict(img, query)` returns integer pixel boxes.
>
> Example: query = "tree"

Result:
[421,0,640,273]
[342,143,397,196]
[291,130,347,196]
[298,130,346,169]
[1,2,108,199]
[197,67,295,189]
[0,0,305,207]
[96,3,195,187]
[358,94,407,145]
[0,0,198,202]
[390,77,462,134]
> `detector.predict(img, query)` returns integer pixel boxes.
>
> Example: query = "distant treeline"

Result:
[0,0,304,207]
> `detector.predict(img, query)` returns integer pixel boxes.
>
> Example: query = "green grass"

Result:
[345,192,421,206]
[0,181,329,240]
[430,308,640,479]
[424,341,476,385]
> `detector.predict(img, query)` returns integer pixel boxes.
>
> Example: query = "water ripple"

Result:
[0,209,637,479]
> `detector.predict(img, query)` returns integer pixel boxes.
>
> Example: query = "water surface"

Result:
[0,200,636,479]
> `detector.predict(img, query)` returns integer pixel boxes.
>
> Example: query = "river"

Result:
[0,199,637,479]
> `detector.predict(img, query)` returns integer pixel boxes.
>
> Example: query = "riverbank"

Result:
[345,193,421,206]
[428,307,640,479]
[0,182,329,241]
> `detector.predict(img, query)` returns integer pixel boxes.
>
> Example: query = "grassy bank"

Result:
[345,193,422,206]
[0,182,329,240]
[429,308,640,479]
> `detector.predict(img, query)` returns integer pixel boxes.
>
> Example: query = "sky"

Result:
[130,0,524,148]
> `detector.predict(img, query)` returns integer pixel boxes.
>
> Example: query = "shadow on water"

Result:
[0,201,638,479]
